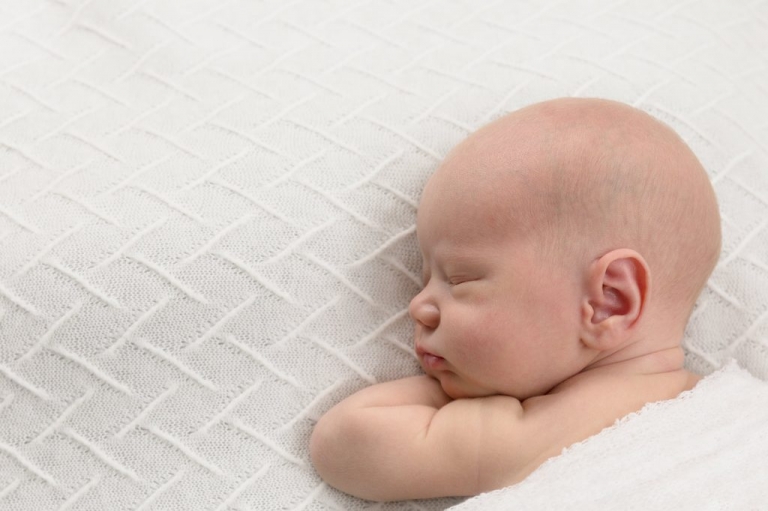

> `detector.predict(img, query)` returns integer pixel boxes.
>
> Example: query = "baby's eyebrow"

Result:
[420,246,490,277]
[435,250,488,268]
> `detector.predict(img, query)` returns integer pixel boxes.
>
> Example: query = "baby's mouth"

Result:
[416,346,445,369]
[422,352,444,368]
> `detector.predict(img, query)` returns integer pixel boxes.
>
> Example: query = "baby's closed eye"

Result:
[448,275,476,286]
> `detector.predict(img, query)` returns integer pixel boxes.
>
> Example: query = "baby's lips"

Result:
[421,352,445,369]
[414,344,432,358]
[416,344,446,369]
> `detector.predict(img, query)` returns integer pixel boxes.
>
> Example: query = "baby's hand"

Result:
[310,375,527,501]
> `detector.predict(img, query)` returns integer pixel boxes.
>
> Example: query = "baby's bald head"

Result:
[427,98,721,325]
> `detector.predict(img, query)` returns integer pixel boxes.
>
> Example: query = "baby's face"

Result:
[409,170,585,400]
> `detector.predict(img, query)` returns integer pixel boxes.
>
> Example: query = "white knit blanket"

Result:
[450,361,768,510]
[1,1,767,510]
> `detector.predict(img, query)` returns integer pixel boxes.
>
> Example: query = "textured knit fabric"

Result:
[0,1,767,510]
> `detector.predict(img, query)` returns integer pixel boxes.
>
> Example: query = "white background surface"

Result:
[0,1,766,509]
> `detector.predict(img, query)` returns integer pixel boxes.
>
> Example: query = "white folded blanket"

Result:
[449,361,768,510]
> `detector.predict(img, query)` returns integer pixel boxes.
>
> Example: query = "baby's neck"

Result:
[583,316,689,376]
[584,344,687,376]
[548,343,695,398]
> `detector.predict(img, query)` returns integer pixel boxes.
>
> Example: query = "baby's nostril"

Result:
[418,303,440,328]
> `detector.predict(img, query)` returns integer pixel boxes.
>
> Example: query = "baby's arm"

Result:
[310,376,529,501]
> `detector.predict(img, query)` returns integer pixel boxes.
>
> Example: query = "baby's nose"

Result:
[408,293,440,329]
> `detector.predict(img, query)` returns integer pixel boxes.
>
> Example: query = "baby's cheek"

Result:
[447,303,500,357]
[456,317,497,362]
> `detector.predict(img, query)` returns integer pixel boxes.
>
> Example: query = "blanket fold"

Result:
[449,361,768,510]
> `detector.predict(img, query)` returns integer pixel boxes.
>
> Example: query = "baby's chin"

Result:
[437,374,502,400]
[435,371,537,400]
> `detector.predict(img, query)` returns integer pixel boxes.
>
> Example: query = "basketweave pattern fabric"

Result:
[0,0,766,510]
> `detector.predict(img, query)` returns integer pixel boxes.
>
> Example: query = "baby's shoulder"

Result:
[514,369,698,471]
[528,368,697,417]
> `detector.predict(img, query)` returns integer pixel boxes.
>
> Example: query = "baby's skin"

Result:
[310,98,722,501]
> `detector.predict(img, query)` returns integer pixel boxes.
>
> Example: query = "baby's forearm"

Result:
[311,376,528,501]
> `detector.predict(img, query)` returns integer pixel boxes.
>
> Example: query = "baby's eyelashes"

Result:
[447,272,483,286]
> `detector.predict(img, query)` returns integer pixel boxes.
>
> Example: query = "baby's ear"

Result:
[580,249,650,351]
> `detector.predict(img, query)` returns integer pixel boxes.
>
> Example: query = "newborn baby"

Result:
[310,97,722,502]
